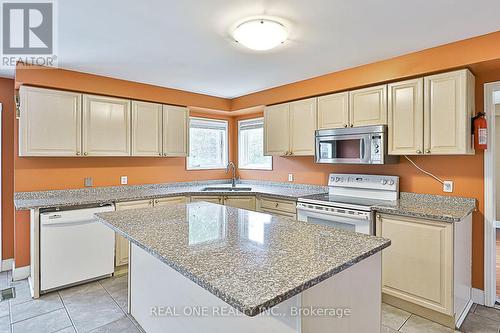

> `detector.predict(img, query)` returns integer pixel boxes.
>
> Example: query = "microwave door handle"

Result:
[360,139,365,160]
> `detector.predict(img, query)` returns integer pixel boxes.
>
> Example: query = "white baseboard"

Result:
[456,299,474,328]
[472,288,485,305]
[12,265,30,281]
[1,259,13,272]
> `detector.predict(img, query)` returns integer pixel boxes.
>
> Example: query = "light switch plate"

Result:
[443,181,453,193]
[288,174,294,182]
[121,176,128,185]
[84,177,93,187]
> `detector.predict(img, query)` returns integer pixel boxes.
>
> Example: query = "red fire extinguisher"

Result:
[472,112,488,150]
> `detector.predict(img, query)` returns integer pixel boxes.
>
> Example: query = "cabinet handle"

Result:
[416,150,422,154]
[275,203,279,208]
[149,200,154,205]
[344,124,348,128]
[350,124,354,128]
[154,199,159,204]
[158,153,162,156]
[425,149,431,154]
[76,152,80,156]
[163,153,167,157]
[83,152,88,156]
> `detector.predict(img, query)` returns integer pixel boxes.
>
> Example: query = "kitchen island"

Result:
[95,201,390,333]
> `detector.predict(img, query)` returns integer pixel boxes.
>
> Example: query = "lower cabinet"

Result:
[257,197,297,219]
[190,196,222,204]
[376,213,472,328]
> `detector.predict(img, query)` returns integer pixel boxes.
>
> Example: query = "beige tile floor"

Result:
[0,269,498,333]
[382,302,500,333]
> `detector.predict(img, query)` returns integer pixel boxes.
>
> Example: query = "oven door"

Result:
[315,133,372,164]
[296,203,373,235]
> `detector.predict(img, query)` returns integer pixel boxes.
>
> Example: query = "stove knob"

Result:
[388,180,395,186]
[381,179,388,185]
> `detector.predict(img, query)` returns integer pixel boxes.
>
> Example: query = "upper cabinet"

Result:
[388,78,424,155]
[424,69,475,155]
[388,69,475,155]
[162,105,189,157]
[18,86,189,157]
[83,95,131,156]
[19,86,82,157]
[317,92,349,129]
[264,98,316,156]
[132,101,163,157]
[349,84,387,127]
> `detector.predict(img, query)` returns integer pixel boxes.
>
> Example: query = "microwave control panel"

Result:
[370,135,382,163]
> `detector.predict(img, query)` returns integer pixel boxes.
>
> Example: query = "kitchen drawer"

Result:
[258,197,296,214]
[260,208,296,219]
[153,196,188,206]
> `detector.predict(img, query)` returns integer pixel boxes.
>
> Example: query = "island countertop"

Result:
[95,202,391,316]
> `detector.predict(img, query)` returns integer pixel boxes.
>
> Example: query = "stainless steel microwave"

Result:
[315,125,399,164]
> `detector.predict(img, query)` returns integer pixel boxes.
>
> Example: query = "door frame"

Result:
[484,82,500,307]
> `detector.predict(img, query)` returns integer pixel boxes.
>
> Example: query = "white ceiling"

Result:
[5,0,500,98]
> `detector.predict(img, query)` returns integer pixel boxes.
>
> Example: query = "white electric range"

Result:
[297,174,399,235]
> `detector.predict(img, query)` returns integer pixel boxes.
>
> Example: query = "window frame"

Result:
[237,117,273,171]
[187,117,229,170]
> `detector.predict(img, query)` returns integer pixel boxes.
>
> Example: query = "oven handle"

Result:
[296,204,370,221]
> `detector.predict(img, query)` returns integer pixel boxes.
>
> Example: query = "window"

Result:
[238,118,272,170]
[187,117,228,170]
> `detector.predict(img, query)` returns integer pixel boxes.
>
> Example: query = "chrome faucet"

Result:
[226,161,237,188]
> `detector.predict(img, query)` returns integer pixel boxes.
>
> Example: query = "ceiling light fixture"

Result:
[232,18,288,51]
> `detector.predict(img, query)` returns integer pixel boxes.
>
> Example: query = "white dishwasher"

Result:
[40,204,115,292]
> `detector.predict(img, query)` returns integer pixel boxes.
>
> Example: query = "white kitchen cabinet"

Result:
[115,200,153,267]
[349,84,387,127]
[257,197,297,219]
[19,86,82,157]
[264,98,317,156]
[388,78,424,155]
[83,94,131,156]
[223,196,256,210]
[377,213,472,328]
[264,103,290,156]
[424,69,475,155]
[290,98,317,155]
[131,101,163,156]
[317,92,349,129]
[162,105,189,157]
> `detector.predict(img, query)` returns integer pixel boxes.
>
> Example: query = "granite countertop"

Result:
[373,192,477,223]
[14,180,328,210]
[95,202,391,316]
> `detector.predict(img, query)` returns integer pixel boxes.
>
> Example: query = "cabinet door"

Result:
[131,101,162,156]
[387,78,424,155]
[223,196,256,211]
[154,196,188,206]
[115,200,153,266]
[317,92,349,129]
[289,98,317,156]
[424,69,475,155]
[377,214,453,315]
[83,95,131,156]
[190,196,222,204]
[19,86,82,157]
[264,103,290,156]
[163,105,189,157]
[349,84,387,127]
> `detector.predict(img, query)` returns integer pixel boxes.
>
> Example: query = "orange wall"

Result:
[0,78,15,261]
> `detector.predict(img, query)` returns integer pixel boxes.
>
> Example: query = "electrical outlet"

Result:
[121,176,128,185]
[443,181,453,193]
[84,177,93,187]
[288,174,294,182]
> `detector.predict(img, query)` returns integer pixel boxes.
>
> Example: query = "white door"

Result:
[132,101,162,156]
[317,92,349,129]
[83,94,131,156]
[289,98,317,156]
[387,78,424,155]
[163,105,189,157]
[264,103,290,156]
[349,84,388,127]
[19,86,82,156]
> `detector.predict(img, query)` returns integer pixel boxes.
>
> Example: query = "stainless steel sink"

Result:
[201,187,252,192]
